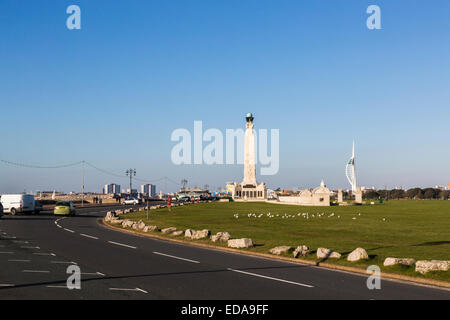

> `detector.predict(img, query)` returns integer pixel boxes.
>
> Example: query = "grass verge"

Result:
[107,200,450,283]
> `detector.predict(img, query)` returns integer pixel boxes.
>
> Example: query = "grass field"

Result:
[120,200,450,282]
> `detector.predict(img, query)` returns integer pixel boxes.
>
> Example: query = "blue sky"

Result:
[0,0,449,193]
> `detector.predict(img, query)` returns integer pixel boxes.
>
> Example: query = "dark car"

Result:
[0,202,3,217]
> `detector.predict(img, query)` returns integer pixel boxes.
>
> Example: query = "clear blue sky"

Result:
[1,0,449,193]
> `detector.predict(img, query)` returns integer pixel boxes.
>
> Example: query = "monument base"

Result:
[227,182,267,201]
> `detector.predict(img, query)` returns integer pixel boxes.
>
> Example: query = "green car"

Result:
[54,201,76,216]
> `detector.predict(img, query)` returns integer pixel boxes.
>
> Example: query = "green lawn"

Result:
[120,200,450,282]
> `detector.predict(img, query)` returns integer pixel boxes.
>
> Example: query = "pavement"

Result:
[0,205,449,300]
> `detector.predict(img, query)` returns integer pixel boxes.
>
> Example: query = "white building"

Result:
[140,184,156,197]
[104,184,121,195]
[278,180,331,206]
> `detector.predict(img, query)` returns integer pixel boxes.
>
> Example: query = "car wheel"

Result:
[10,208,17,216]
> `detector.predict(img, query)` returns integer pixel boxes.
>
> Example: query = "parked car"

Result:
[0,194,35,215]
[123,198,139,205]
[54,201,76,216]
[178,196,190,203]
[0,202,3,218]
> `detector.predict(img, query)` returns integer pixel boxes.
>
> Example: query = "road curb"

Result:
[100,219,450,290]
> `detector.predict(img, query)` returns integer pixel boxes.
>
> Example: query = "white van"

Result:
[0,194,36,215]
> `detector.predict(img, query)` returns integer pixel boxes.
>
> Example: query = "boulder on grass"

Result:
[105,211,117,222]
[317,247,341,259]
[184,229,195,238]
[415,260,450,274]
[191,229,210,240]
[110,219,122,225]
[161,227,177,234]
[137,221,146,230]
[228,238,253,248]
[347,248,369,262]
[211,232,231,242]
[293,245,310,258]
[383,257,416,267]
[148,225,158,231]
[270,246,292,255]
[172,231,183,236]
[122,220,133,228]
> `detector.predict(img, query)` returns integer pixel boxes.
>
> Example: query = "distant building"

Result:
[127,188,138,195]
[104,184,121,195]
[141,184,156,197]
[278,180,331,206]
[178,187,210,197]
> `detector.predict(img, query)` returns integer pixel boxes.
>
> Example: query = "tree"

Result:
[423,188,438,199]
[364,190,379,200]
[377,190,388,199]
[390,189,406,200]
[406,188,422,199]
[439,190,450,200]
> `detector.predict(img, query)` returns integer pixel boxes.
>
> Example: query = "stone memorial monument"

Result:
[228,113,267,201]
[354,186,363,204]
[338,189,343,203]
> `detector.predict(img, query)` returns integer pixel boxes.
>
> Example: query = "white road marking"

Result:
[64,228,75,233]
[51,261,77,264]
[153,251,200,264]
[8,259,30,262]
[0,284,14,287]
[81,272,105,276]
[21,246,40,249]
[33,253,56,256]
[22,270,50,273]
[46,285,68,289]
[80,233,99,240]
[0,252,14,254]
[227,268,314,288]
[109,287,148,294]
[2,236,16,239]
[108,241,137,249]
[13,240,29,244]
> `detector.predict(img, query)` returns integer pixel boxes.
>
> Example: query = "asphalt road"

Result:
[0,205,449,300]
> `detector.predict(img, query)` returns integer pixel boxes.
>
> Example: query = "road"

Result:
[0,205,449,300]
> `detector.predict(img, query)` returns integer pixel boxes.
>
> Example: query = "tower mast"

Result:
[346,141,357,192]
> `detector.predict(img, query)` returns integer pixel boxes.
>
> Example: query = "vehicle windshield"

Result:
[56,201,70,206]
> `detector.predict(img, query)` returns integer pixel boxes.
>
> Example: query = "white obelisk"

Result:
[242,113,257,186]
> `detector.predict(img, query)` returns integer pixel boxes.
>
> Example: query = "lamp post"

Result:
[81,160,85,207]
[126,168,136,196]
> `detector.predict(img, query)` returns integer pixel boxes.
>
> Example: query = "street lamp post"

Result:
[81,160,85,207]
[126,168,136,196]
